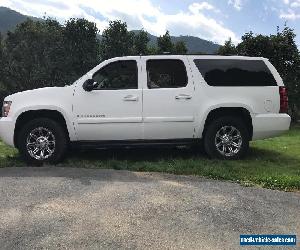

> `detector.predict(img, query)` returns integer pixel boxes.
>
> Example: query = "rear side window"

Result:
[194,59,277,86]
[146,59,188,89]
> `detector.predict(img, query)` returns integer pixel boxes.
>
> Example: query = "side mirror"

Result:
[83,79,96,92]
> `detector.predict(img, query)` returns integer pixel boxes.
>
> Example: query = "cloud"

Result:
[290,0,300,7]
[280,9,300,19]
[228,0,243,11]
[282,0,300,7]
[0,0,239,44]
[189,2,215,12]
[279,0,300,19]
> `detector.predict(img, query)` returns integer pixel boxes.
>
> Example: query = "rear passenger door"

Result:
[141,57,196,140]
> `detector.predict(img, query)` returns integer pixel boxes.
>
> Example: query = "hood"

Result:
[4,86,73,102]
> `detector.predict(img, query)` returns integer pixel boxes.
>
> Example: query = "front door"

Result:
[141,57,196,140]
[73,59,143,141]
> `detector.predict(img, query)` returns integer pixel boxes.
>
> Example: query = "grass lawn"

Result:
[1,126,300,191]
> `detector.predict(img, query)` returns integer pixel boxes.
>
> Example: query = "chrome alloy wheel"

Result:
[214,126,242,157]
[26,127,56,160]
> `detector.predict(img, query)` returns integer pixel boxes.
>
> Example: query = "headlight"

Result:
[2,101,12,117]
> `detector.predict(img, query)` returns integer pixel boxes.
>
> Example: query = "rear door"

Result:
[141,56,196,140]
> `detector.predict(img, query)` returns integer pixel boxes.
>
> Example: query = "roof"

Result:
[112,55,266,61]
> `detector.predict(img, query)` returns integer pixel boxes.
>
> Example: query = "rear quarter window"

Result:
[193,59,277,86]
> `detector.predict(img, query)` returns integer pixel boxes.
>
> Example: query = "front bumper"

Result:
[0,117,15,147]
[252,113,291,140]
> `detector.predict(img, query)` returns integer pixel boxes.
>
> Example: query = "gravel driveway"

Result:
[0,167,299,249]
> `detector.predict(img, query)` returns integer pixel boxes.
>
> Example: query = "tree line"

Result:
[0,17,299,120]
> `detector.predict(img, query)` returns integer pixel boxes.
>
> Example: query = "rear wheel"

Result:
[204,116,249,159]
[17,118,68,165]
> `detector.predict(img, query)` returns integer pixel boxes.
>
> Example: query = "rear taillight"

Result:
[279,86,288,113]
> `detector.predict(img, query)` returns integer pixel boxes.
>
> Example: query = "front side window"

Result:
[93,60,138,90]
[194,59,277,86]
[146,59,188,89]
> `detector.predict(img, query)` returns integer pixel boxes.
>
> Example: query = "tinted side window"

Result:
[147,59,188,89]
[93,60,138,90]
[194,59,277,86]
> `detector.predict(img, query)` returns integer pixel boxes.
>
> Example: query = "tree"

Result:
[133,29,149,55]
[174,40,188,54]
[157,31,173,53]
[3,18,66,92]
[237,32,273,57]
[0,32,7,103]
[64,18,100,81]
[2,17,101,95]
[0,32,4,76]
[147,45,158,55]
[100,20,133,60]
[157,32,188,54]
[218,38,237,55]
[0,32,3,58]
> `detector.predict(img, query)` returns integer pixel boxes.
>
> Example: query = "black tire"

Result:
[204,116,249,160]
[17,118,68,165]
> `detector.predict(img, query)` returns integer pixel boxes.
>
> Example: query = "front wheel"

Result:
[204,116,250,160]
[17,118,68,165]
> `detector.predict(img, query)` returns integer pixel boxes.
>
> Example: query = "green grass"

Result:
[1,127,300,191]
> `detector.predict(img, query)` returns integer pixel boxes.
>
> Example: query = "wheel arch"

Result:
[201,107,253,140]
[14,109,71,148]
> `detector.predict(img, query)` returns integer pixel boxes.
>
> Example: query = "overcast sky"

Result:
[1,0,300,46]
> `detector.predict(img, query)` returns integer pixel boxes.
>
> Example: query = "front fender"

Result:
[13,105,76,141]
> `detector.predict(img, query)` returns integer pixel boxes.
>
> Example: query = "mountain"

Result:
[0,6,220,54]
[0,6,40,34]
[171,35,219,54]
[131,31,219,54]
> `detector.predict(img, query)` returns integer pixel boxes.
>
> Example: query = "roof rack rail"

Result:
[138,53,220,56]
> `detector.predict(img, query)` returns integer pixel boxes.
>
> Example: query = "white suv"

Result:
[0,55,291,163]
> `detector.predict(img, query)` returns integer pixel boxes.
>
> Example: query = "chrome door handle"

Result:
[175,94,192,100]
[123,95,138,101]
